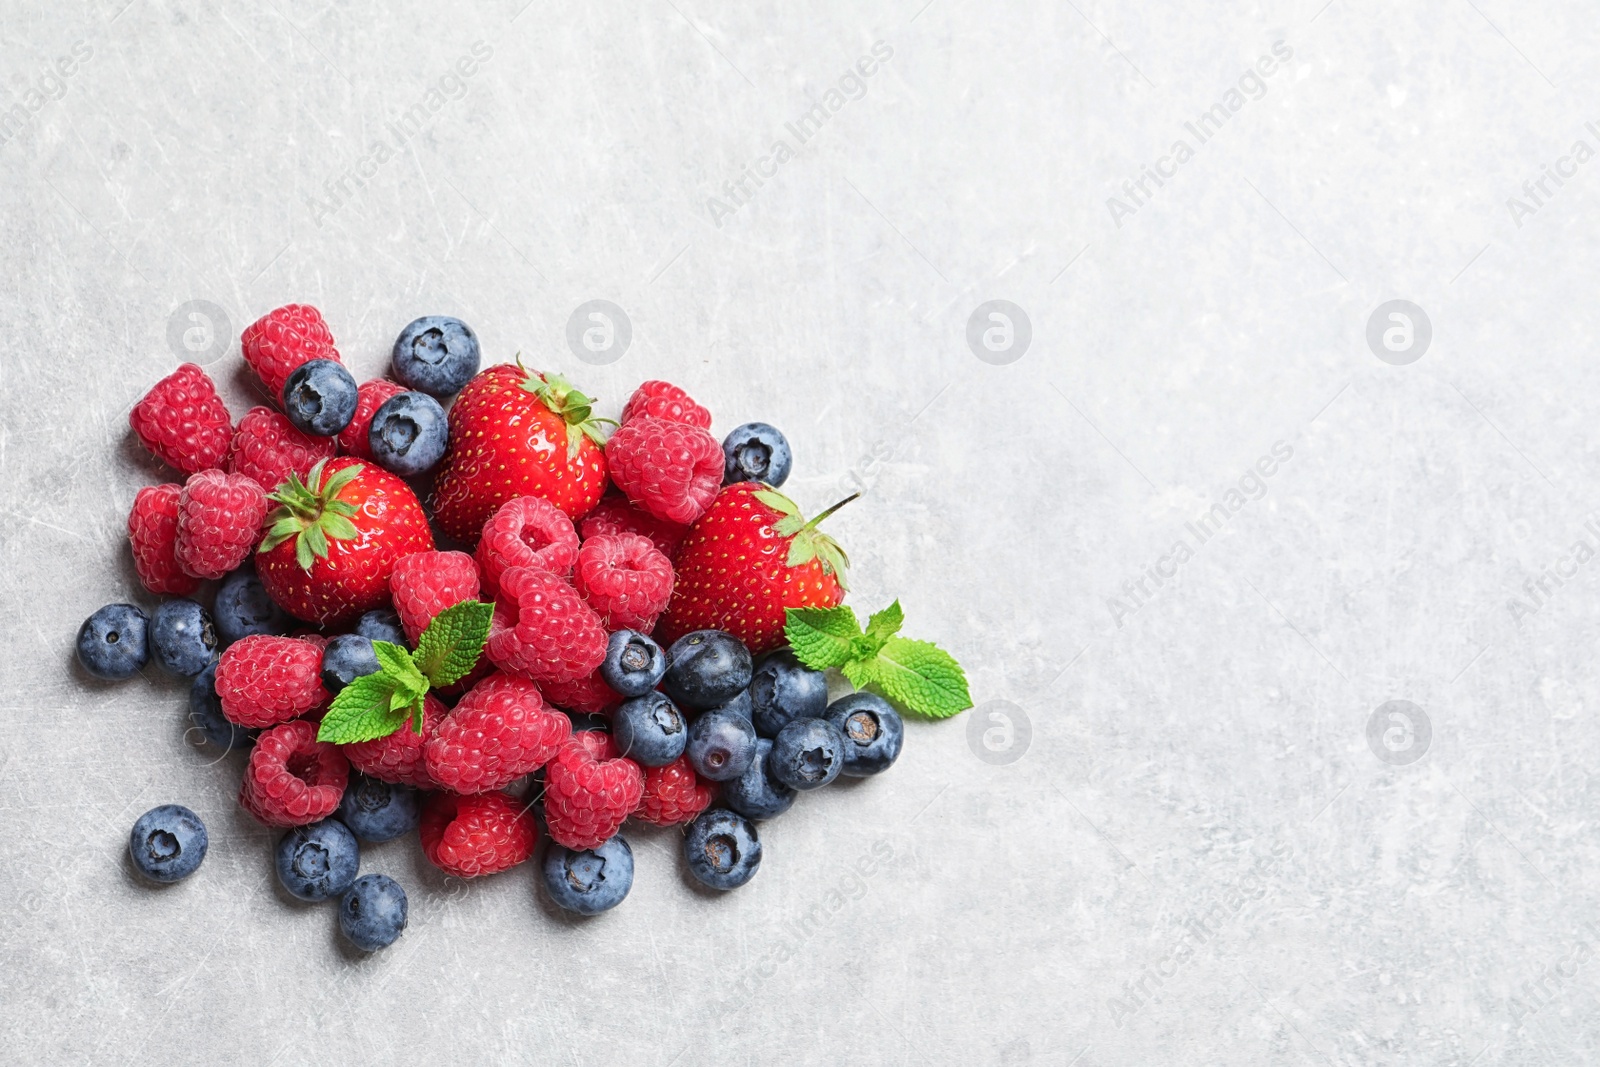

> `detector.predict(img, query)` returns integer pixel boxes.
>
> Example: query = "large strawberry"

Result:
[654,483,854,654]
[257,457,434,626]
[429,363,611,542]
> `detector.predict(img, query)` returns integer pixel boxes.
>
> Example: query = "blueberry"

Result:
[368,391,449,477]
[686,710,758,782]
[281,359,358,437]
[750,649,828,738]
[721,738,795,821]
[188,661,253,752]
[706,688,753,722]
[338,873,408,951]
[76,603,149,680]
[542,836,634,915]
[321,633,379,695]
[769,718,845,791]
[391,315,481,397]
[722,422,793,487]
[149,598,217,677]
[825,692,904,777]
[683,809,761,890]
[129,805,207,883]
[662,630,752,711]
[336,774,422,842]
[599,630,666,698]
[612,692,688,767]
[274,819,360,902]
[213,565,291,645]
[354,608,407,646]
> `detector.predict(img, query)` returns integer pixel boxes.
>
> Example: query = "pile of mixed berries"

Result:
[82,304,954,953]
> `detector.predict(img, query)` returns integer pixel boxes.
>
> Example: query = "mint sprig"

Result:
[316,600,495,744]
[784,601,971,719]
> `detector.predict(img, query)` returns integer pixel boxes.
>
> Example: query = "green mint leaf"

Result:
[840,655,883,690]
[317,675,411,744]
[868,636,972,719]
[370,640,412,675]
[784,606,862,670]
[862,600,904,653]
[413,600,495,687]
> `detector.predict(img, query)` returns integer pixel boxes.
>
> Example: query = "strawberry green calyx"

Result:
[754,488,857,589]
[515,360,617,459]
[257,458,362,571]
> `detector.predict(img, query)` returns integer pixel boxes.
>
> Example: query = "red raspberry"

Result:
[336,378,407,460]
[580,491,690,558]
[127,484,201,596]
[227,406,336,493]
[620,380,711,429]
[573,533,674,632]
[485,567,607,685]
[420,791,537,877]
[543,730,644,850]
[214,635,329,728]
[389,550,481,644]
[633,754,714,827]
[475,495,580,599]
[240,304,341,400]
[424,672,571,794]
[238,719,349,827]
[174,469,269,580]
[341,694,444,789]
[606,416,724,525]
[538,667,622,716]
[128,363,232,474]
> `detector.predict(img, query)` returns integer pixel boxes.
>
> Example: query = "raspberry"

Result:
[538,666,623,716]
[215,635,329,728]
[128,363,233,475]
[580,491,690,558]
[633,754,714,827]
[336,378,407,460]
[227,406,336,493]
[127,484,200,596]
[485,567,607,685]
[543,730,644,850]
[419,791,537,877]
[389,550,481,643]
[475,495,580,599]
[605,416,724,525]
[239,719,349,827]
[424,672,571,794]
[241,304,341,400]
[341,693,444,789]
[573,533,673,632]
[620,380,711,430]
[174,470,269,580]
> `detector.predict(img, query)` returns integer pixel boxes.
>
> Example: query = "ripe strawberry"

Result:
[256,458,434,626]
[128,363,233,474]
[655,483,853,655]
[175,470,269,580]
[620,380,711,429]
[240,304,341,400]
[227,406,336,493]
[336,378,407,460]
[605,415,723,525]
[127,484,201,596]
[429,364,611,541]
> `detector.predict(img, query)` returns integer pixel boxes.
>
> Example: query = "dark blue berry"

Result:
[188,660,253,752]
[686,710,758,782]
[769,718,845,791]
[274,820,360,902]
[213,565,291,645]
[391,315,481,397]
[129,805,208,883]
[338,873,408,951]
[282,359,358,437]
[722,422,792,487]
[354,608,407,646]
[750,649,828,738]
[683,809,761,890]
[599,630,666,697]
[542,836,634,914]
[321,633,379,694]
[336,774,422,842]
[706,688,753,722]
[721,738,795,821]
[368,391,449,477]
[150,598,217,677]
[662,630,752,711]
[612,692,687,767]
[76,603,149,681]
[825,692,904,777]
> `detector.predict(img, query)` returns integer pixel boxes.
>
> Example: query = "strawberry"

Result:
[256,457,434,627]
[655,483,854,655]
[429,364,611,542]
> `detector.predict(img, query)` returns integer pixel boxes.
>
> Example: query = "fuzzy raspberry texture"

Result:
[336,378,408,460]
[174,469,269,580]
[538,667,623,716]
[606,416,724,525]
[543,730,644,850]
[420,791,537,877]
[390,550,481,644]
[215,635,329,728]
[128,363,233,475]
[485,567,607,685]
[573,533,673,633]
[475,495,580,599]
[127,484,201,596]
[241,304,342,400]
[341,694,445,789]
[227,406,336,493]
[633,755,715,827]
[580,491,690,559]
[424,673,571,794]
[620,380,712,430]
[239,719,349,827]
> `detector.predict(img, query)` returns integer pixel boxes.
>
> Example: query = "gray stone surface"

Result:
[3,0,1598,1063]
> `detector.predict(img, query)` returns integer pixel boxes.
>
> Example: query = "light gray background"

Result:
[3,0,1597,1064]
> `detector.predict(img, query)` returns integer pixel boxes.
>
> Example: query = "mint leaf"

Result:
[868,637,972,719]
[317,674,411,743]
[784,606,861,670]
[862,600,903,654]
[412,600,495,687]
[840,655,883,690]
